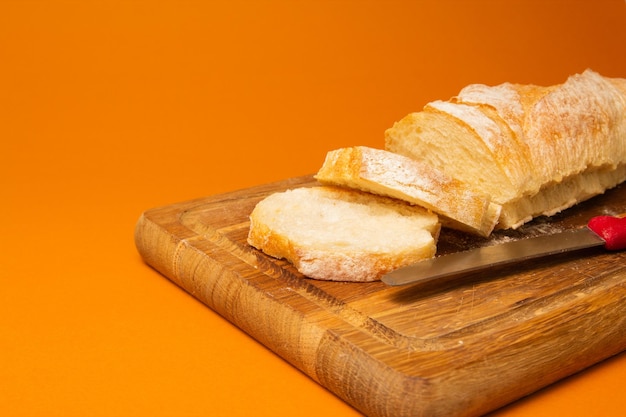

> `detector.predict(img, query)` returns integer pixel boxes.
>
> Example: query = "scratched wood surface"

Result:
[135,175,626,417]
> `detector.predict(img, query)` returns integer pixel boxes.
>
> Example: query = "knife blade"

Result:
[382,213,626,287]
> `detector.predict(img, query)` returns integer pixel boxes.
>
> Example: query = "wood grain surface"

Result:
[135,176,626,417]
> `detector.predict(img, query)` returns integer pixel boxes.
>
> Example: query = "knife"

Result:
[382,213,626,287]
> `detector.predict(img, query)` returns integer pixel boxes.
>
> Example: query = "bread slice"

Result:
[314,146,500,237]
[383,104,523,208]
[385,69,626,229]
[247,186,440,282]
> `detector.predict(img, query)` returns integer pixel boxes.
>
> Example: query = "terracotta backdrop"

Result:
[2,1,625,416]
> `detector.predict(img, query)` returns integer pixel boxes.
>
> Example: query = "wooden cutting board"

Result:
[134,175,626,417]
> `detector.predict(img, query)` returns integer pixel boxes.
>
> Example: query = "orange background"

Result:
[2,1,626,416]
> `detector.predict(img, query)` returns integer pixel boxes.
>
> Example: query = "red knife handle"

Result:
[587,213,626,251]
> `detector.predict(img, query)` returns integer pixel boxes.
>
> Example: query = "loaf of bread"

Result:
[247,186,440,282]
[248,69,626,282]
[315,146,500,237]
[385,69,626,229]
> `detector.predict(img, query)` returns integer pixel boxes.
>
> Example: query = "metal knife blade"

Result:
[382,226,606,287]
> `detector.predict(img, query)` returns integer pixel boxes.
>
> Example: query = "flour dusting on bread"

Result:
[315,146,500,237]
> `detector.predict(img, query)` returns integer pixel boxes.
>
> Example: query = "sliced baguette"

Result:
[385,69,626,229]
[314,146,500,237]
[247,186,440,282]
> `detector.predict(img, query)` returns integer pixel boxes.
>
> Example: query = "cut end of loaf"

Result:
[247,186,440,282]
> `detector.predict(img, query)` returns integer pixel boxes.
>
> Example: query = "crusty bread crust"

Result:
[386,69,626,229]
[247,186,440,282]
[315,146,500,237]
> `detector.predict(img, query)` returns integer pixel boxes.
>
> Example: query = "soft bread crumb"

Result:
[247,186,440,282]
